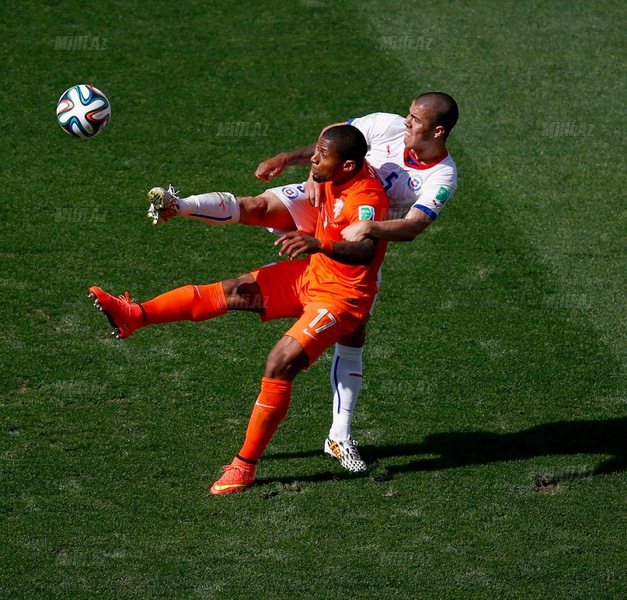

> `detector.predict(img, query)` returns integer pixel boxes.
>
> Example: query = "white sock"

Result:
[177,192,240,224]
[328,343,364,442]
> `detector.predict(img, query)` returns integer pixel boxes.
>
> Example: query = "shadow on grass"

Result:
[262,417,626,485]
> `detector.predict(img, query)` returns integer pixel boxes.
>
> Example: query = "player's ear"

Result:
[342,159,357,173]
[433,125,446,140]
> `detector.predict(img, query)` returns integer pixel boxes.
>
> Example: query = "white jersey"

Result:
[349,112,457,220]
[268,111,457,233]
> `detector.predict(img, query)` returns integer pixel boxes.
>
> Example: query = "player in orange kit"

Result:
[88,125,388,494]
[147,93,459,473]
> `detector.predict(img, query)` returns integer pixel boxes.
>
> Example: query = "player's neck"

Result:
[331,168,361,188]
[409,143,448,165]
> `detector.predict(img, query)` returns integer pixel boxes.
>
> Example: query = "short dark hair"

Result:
[321,124,368,169]
[414,92,459,138]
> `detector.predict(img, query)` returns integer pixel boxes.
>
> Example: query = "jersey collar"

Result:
[404,147,449,170]
[328,163,370,194]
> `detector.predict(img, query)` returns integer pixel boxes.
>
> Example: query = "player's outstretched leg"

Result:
[147,185,241,226]
[146,186,298,230]
[88,282,229,338]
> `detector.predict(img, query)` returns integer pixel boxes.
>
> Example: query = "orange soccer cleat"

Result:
[209,461,256,495]
[88,286,144,339]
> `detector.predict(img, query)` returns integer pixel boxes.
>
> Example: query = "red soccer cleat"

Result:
[209,461,256,495]
[88,286,144,339]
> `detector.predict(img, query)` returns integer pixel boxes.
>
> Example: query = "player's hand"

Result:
[304,173,322,207]
[255,153,288,182]
[275,231,321,259]
[341,221,371,242]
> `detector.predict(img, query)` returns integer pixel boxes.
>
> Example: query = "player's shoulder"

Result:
[423,152,458,179]
[348,169,388,202]
[441,152,457,171]
[439,154,458,184]
[349,112,404,129]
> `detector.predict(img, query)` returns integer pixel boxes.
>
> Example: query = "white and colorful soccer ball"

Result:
[56,85,111,138]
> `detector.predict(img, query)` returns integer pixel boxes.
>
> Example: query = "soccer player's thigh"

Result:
[240,183,317,234]
[238,191,296,229]
[286,302,364,367]
[250,259,308,320]
[337,283,376,347]
[338,320,368,347]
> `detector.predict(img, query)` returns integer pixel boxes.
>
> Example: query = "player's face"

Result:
[403,102,438,149]
[310,137,344,183]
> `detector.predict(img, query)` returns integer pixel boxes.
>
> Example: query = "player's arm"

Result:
[275,231,377,266]
[255,144,316,181]
[341,207,433,242]
[255,122,348,182]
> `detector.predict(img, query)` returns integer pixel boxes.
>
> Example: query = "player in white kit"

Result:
[147,92,459,473]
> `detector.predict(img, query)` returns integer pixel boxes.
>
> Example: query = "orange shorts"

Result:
[250,259,364,364]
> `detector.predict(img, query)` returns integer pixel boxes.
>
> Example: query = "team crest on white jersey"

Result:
[407,176,422,191]
[333,198,344,219]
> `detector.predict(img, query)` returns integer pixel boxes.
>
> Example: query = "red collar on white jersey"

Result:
[404,148,449,170]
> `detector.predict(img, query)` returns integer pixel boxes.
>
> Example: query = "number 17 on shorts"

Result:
[286,303,363,364]
[303,308,337,338]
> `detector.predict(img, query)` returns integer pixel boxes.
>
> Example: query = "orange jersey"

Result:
[302,164,388,318]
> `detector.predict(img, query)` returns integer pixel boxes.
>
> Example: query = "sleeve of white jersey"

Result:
[348,113,400,146]
[412,176,457,220]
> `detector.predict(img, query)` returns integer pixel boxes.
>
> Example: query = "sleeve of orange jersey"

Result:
[343,181,389,226]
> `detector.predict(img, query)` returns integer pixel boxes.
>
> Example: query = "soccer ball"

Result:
[56,84,111,138]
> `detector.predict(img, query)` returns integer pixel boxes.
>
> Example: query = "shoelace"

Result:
[117,292,134,304]
[340,439,363,460]
[220,464,253,481]
[223,464,248,474]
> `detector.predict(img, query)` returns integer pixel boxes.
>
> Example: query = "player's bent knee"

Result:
[222,275,263,312]
[264,337,309,381]
[238,195,268,216]
[221,277,241,298]
[238,192,296,229]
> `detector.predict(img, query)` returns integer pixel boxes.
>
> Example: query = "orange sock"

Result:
[237,377,293,463]
[140,283,227,325]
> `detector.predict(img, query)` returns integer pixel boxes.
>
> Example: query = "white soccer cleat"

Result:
[147,184,180,225]
[324,437,368,473]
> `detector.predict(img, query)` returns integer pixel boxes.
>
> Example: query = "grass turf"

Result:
[1,0,625,598]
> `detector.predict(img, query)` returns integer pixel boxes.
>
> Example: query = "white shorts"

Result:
[266,182,318,236]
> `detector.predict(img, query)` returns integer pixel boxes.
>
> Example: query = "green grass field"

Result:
[1,1,625,598]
